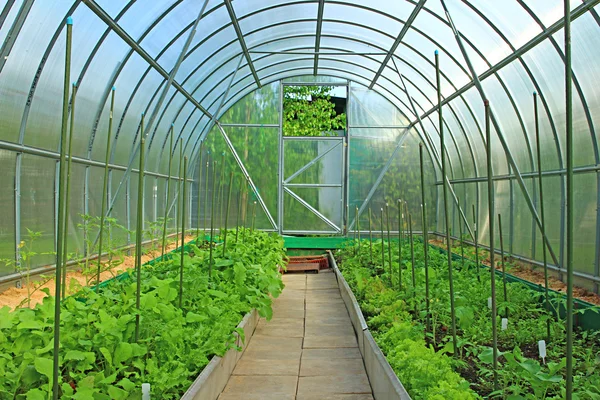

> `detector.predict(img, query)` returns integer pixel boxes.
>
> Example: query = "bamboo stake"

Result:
[179,157,187,309]
[485,99,498,389]
[61,83,77,299]
[96,87,115,292]
[209,160,217,280]
[161,126,174,258]
[436,49,458,356]
[419,143,430,332]
[134,132,145,343]
[222,171,233,256]
[53,16,72,400]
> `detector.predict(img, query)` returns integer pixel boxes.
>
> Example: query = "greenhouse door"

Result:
[280,137,347,235]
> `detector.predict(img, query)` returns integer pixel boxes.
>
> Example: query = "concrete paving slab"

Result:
[300,357,367,377]
[233,358,300,376]
[271,308,305,319]
[255,318,304,337]
[297,394,374,400]
[304,323,354,337]
[219,375,298,400]
[301,347,363,360]
[303,335,358,349]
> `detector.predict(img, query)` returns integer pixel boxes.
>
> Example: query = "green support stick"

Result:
[458,198,464,269]
[179,157,187,309]
[161,126,174,259]
[204,153,210,238]
[397,199,403,290]
[209,160,217,280]
[368,208,373,263]
[96,87,115,293]
[419,143,430,332]
[53,17,72,400]
[380,208,385,273]
[534,92,552,342]
[196,145,203,239]
[473,204,480,282]
[436,50,458,357]
[135,133,145,343]
[399,198,403,244]
[242,189,249,242]
[484,99,498,389]
[222,171,233,256]
[498,213,509,318]
[235,178,242,242]
[386,203,392,283]
[61,82,77,299]
[356,206,361,254]
[409,212,417,315]
[353,205,357,254]
[217,152,226,233]
[175,139,183,247]
[251,201,257,232]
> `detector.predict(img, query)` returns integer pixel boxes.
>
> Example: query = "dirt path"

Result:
[0,235,196,310]
[429,239,600,306]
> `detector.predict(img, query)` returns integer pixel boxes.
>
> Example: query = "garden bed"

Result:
[0,228,285,399]
[334,239,600,399]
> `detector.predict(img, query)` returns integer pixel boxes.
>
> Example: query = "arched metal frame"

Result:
[1,0,599,289]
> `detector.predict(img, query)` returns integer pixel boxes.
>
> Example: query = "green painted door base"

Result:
[283,236,349,250]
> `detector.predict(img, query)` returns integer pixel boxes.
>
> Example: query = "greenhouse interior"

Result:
[1,0,600,399]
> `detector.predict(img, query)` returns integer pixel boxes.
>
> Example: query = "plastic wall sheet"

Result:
[0,0,599,288]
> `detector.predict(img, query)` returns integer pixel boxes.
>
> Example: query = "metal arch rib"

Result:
[81,0,213,120]
[313,0,325,75]
[368,0,427,89]
[224,0,261,88]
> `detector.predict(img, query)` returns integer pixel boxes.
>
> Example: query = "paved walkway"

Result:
[219,270,374,400]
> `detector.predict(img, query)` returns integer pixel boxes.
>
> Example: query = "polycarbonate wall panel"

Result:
[350,83,409,127]
[221,81,279,124]
[0,151,15,275]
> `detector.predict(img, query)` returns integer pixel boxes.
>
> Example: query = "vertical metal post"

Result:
[217,152,226,231]
[356,205,361,254]
[564,0,574,395]
[380,208,385,270]
[236,177,242,242]
[134,132,145,343]
[222,171,233,256]
[53,16,72,400]
[96,87,115,292]
[420,143,430,331]
[278,81,284,233]
[409,212,416,315]
[204,153,210,237]
[485,99,498,389]
[61,83,77,298]
[386,203,392,281]
[368,207,373,262]
[473,204,480,281]
[196,144,203,239]
[179,157,187,309]
[209,160,216,280]
[535,92,552,341]
[354,206,358,254]
[161,126,173,258]
[457,197,464,269]
[436,50,458,356]
[176,139,183,247]
[397,200,403,290]
[498,213,509,318]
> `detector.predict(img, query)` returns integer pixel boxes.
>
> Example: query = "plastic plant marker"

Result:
[53,16,72,400]
[538,340,547,364]
[179,157,187,309]
[501,318,508,331]
[488,297,492,309]
[161,126,174,258]
[61,82,77,299]
[142,383,150,400]
[96,87,115,293]
[437,50,458,358]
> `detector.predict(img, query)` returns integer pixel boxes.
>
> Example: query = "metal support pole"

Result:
[565,0,574,395]
[473,204,480,282]
[386,203,392,282]
[485,100,498,389]
[209,160,216,280]
[61,83,77,298]
[134,131,145,343]
[236,177,242,242]
[179,157,187,309]
[175,139,182,247]
[436,50,458,356]
[52,16,72,400]
[409,212,416,315]
[368,208,373,262]
[196,144,203,239]
[223,172,233,256]
[420,143,430,331]
[96,87,115,292]
[498,213,509,319]
[161,126,173,258]
[380,208,385,270]
[535,92,552,341]
[397,200,403,290]
[204,153,210,237]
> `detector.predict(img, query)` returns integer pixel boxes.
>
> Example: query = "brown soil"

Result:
[0,235,195,311]
[429,239,600,306]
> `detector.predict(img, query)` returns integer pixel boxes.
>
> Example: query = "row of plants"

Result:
[0,228,285,399]
[335,239,600,399]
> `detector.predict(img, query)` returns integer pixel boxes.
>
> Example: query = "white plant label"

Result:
[487,297,492,309]
[538,340,547,364]
[501,318,508,331]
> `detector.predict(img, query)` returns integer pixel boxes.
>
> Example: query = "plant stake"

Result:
[222,171,233,256]
[419,143,430,331]
[179,157,187,308]
[161,126,174,258]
